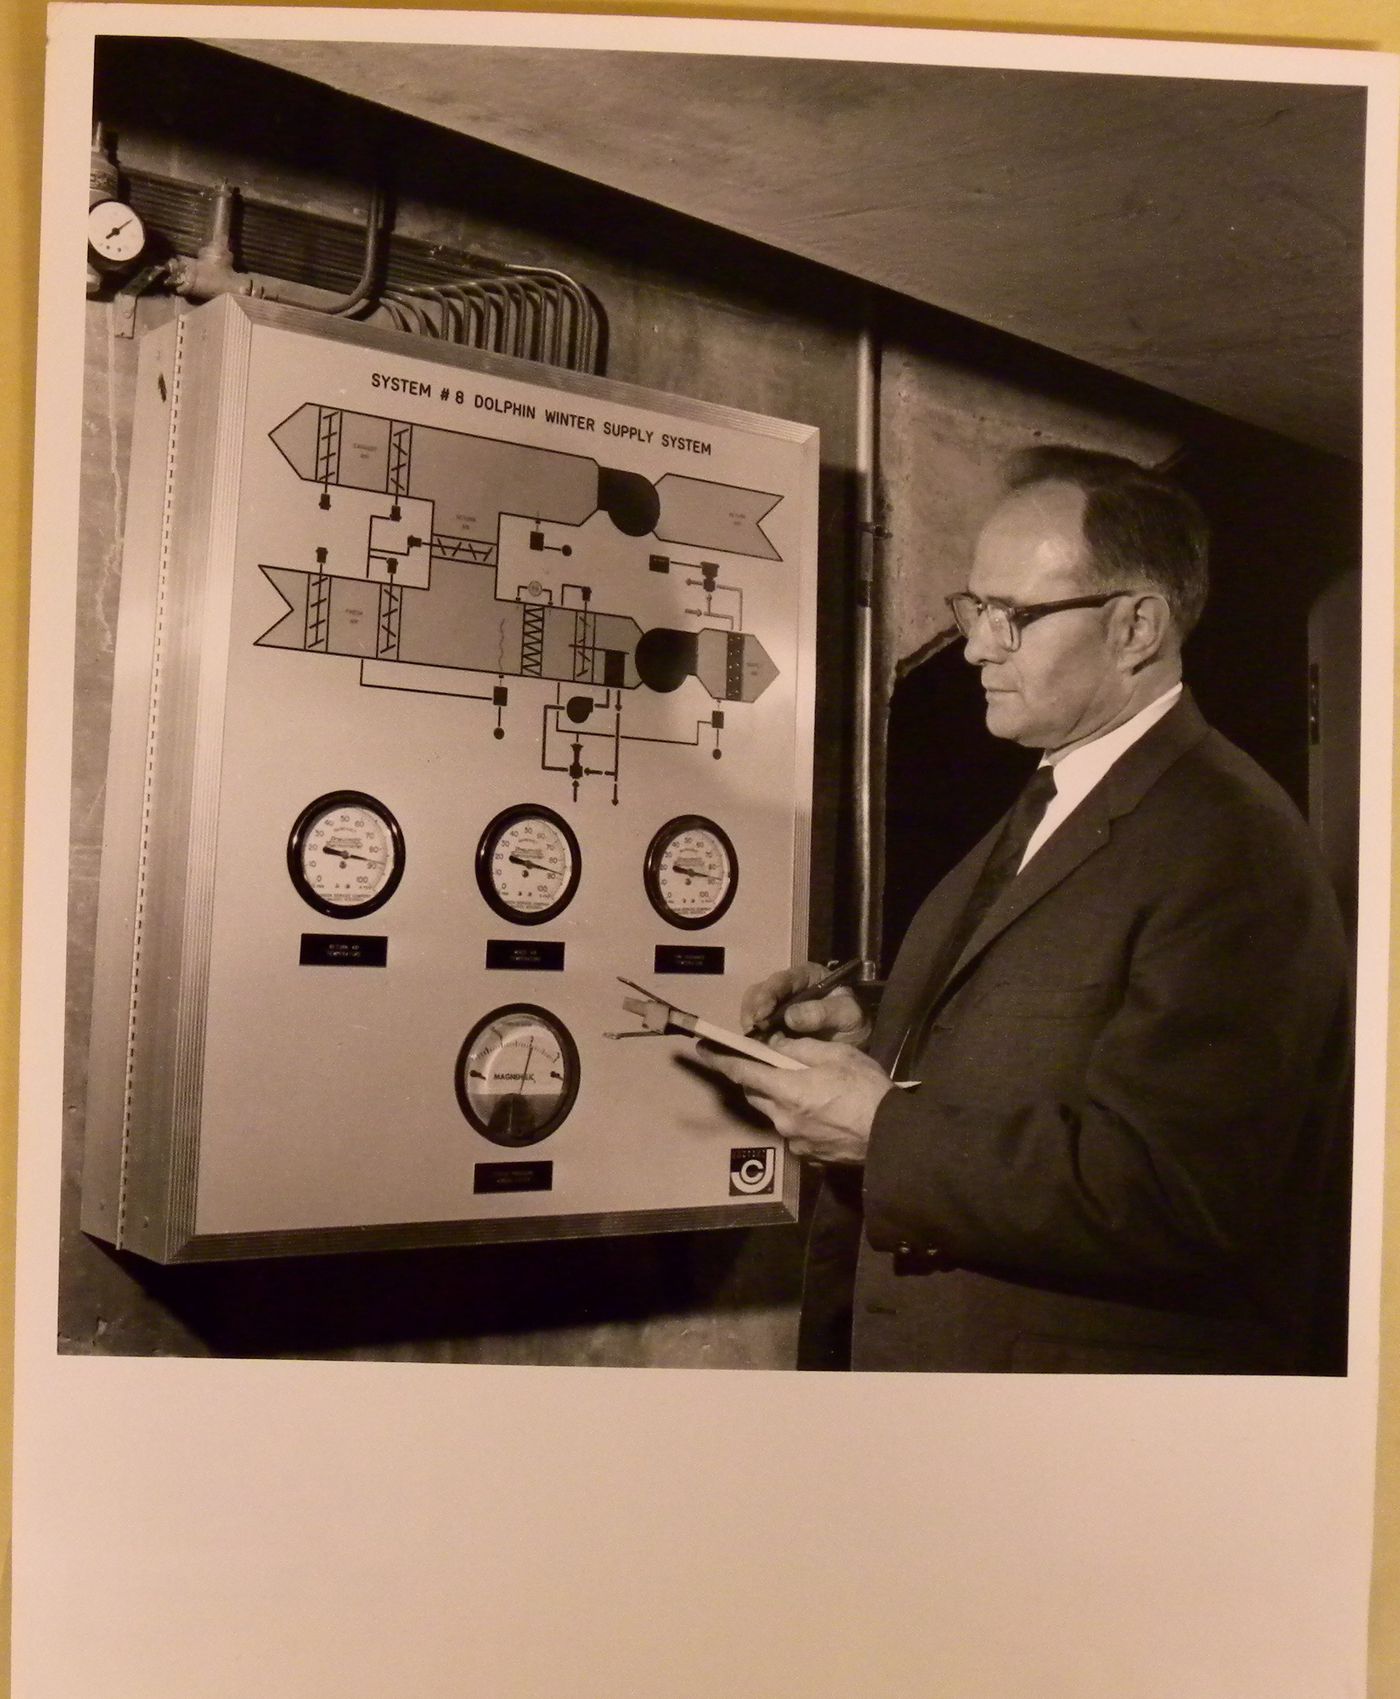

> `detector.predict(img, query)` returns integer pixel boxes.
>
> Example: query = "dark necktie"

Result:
[891,763,1058,1077]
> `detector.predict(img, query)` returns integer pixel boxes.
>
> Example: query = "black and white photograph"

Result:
[58,26,1375,1375]
[11,7,1398,1695]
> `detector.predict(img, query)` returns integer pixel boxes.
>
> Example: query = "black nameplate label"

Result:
[654,945,726,975]
[300,934,388,967]
[474,1161,554,1194]
[486,940,565,971]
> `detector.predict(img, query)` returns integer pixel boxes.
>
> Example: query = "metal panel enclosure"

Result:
[82,297,817,1261]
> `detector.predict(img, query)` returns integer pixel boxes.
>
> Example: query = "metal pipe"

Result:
[458,286,487,350]
[446,290,463,342]
[389,280,438,337]
[169,182,387,319]
[503,281,524,357]
[518,280,544,361]
[504,280,526,358]
[382,291,415,332]
[512,280,534,359]
[506,264,598,373]
[365,265,594,372]
[165,183,252,300]
[327,186,386,317]
[406,294,437,337]
[268,186,381,312]
[551,282,578,369]
[198,181,236,269]
[517,280,540,359]
[475,279,514,357]
[463,282,489,350]
[147,176,602,372]
[852,310,885,976]
[439,286,467,344]
[455,283,485,346]
[539,283,559,365]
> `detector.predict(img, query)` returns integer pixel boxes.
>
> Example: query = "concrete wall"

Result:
[62,39,1359,1367]
[871,294,1360,967]
[879,345,1179,682]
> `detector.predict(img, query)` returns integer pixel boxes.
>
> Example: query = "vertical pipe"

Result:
[517,281,538,360]
[539,284,559,365]
[442,286,466,344]
[852,309,885,977]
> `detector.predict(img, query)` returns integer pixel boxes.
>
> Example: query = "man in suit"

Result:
[701,446,1352,1374]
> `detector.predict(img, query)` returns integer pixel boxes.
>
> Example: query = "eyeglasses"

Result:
[945,590,1133,653]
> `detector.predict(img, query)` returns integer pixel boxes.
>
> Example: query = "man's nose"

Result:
[961,616,1000,667]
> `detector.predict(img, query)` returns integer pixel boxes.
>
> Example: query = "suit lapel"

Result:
[944,802,1111,985]
[870,826,1001,1065]
[919,691,1212,1015]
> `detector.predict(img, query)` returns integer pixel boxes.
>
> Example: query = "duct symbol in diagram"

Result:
[267,403,784,558]
[257,403,784,706]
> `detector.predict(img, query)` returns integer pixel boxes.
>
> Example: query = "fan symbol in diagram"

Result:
[256,403,785,801]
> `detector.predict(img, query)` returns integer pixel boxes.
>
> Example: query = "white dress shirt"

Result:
[1019,682,1183,871]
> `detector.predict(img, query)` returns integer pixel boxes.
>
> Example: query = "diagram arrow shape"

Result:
[254,565,308,648]
[653,474,781,561]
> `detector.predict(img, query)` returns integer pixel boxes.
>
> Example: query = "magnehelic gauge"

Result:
[455,1005,581,1146]
[643,815,738,929]
[476,803,581,925]
[287,790,405,918]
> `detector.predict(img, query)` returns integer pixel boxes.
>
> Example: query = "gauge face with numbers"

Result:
[287,791,405,919]
[455,1005,581,1147]
[87,198,147,270]
[643,815,738,930]
[475,804,581,925]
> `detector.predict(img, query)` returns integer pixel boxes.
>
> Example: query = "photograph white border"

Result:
[14,8,1399,1693]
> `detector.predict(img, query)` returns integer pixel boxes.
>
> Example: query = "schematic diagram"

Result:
[256,403,787,800]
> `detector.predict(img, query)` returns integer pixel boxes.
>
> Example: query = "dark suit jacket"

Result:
[799,693,1353,1374]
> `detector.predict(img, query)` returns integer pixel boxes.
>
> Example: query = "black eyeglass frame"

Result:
[945,590,1134,651]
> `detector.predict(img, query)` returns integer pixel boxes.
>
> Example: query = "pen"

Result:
[748,956,865,1038]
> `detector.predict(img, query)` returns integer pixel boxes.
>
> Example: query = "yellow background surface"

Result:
[2,0,1396,1690]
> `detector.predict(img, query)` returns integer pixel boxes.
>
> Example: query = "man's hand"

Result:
[740,962,871,1046]
[697,1035,894,1163]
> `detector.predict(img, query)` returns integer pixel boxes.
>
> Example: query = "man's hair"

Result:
[1005,445,1210,638]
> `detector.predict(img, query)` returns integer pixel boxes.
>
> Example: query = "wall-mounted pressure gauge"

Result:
[643,815,738,930]
[475,803,581,926]
[87,198,147,274]
[455,1004,581,1147]
[287,790,405,919]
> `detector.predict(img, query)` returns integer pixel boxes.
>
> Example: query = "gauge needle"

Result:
[509,853,560,877]
[521,1036,536,1087]
[669,861,719,881]
[327,847,376,863]
[107,220,131,239]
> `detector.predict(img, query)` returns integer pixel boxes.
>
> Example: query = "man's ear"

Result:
[1115,592,1172,671]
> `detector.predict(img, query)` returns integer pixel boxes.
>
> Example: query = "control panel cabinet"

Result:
[82,297,817,1261]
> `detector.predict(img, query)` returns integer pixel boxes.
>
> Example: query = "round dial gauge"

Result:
[455,1005,581,1147]
[87,198,147,270]
[643,815,739,930]
[287,790,405,918]
[475,804,581,926]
